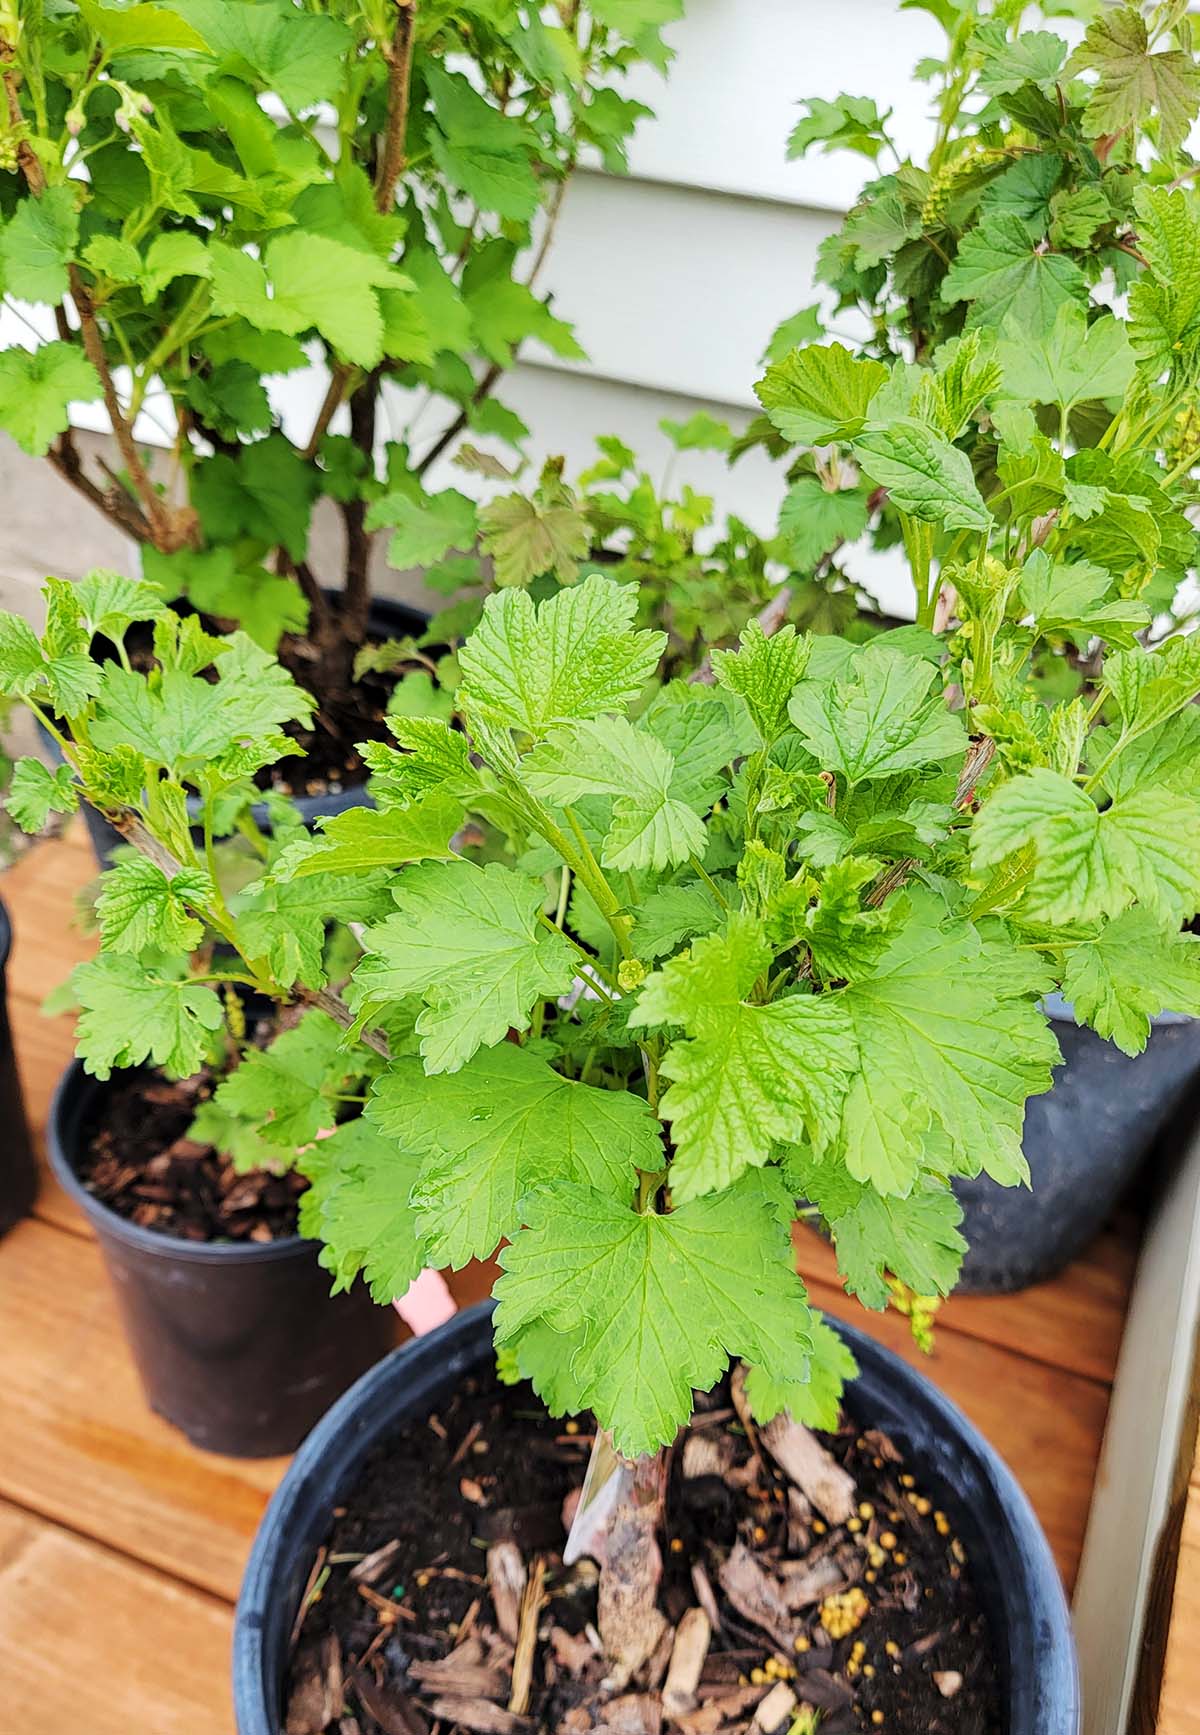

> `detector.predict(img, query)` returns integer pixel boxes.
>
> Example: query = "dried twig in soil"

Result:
[508,1555,547,1716]
[758,1415,856,1526]
[662,1608,711,1719]
[717,1544,795,1652]
[487,1541,527,1646]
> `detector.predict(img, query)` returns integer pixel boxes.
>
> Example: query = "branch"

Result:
[414,361,502,477]
[299,1,417,463]
[411,163,575,480]
[5,55,197,553]
[280,553,336,640]
[304,987,390,1061]
[300,362,356,463]
[1,51,46,193]
[70,270,198,553]
[49,430,154,542]
[373,0,417,212]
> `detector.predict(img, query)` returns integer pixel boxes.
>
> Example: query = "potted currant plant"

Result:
[749,0,1200,1289]
[0,0,679,861]
[24,555,1196,1722]
[0,575,405,1453]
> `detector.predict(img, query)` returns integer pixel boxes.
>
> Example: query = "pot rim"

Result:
[232,1302,1079,1735]
[47,1057,315,1266]
[1043,989,1195,1028]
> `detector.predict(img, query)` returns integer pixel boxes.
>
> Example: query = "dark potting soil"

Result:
[97,607,434,805]
[77,1065,307,1243]
[266,630,426,802]
[284,1365,1001,1735]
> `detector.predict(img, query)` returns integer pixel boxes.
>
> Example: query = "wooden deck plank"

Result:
[5,822,99,1236]
[1156,1485,1200,1733]
[0,1203,502,1605]
[0,1215,287,1602]
[794,1220,1136,1389]
[0,1500,233,1735]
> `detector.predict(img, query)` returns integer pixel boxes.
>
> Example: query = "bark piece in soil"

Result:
[284,1366,1003,1735]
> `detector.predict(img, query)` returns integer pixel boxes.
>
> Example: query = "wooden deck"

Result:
[0,825,1145,1732]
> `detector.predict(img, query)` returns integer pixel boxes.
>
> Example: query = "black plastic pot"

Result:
[43,593,430,871]
[47,1058,397,1457]
[955,995,1200,1294]
[0,897,37,1238]
[233,1303,1079,1735]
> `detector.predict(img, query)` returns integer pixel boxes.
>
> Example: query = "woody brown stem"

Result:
[69,270,198,551]
[300,2,417,464]
[865,735,995,909]
[49,431,153,542]
[5,59,195,552]
[373,0,417,210]
[342,373,379,641]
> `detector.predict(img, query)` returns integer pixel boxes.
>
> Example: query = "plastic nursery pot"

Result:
[232,1303,1079,1735]
[43,593,430,871]
[47,1058,397,1457]
[955,994,1200,1294]
[0,897,38,1238]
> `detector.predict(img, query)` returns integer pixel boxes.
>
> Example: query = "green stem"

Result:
[689,856,729,909]
[553,863,571,930]
[561,806,634,960]
[537,916,619,996]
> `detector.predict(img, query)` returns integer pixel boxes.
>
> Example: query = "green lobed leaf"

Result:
[1069,5,1200,152]
[5,758,78,832]
[213,1011,356,1150]
[755,343,889,445]
[851,419,990,533]
[1061,909,1200,1056]
[367,487,479,571]
[711,620,812,746]
[630,917,858,1200]
[354,861,578,1073]
[457,573,664,738]
[524,715,707,872]
[494,1174,815,1456]
[273,793,464,879]
[941,212,1087,334]
[839,899,1060,1190]
[0,187,78,304]
[479,484,589,589]
[787,644,967,784]
[94,857,213,955]
[300,1118,426,1303]
[369,1043,661,1267]
[997,306,1135,411]
[0,344,101,457]
[745,1315,858,1432]
[72,954,224,1081]
[972,767,1200,926]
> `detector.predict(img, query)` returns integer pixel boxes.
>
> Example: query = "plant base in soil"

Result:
[284,1364,1000,1735]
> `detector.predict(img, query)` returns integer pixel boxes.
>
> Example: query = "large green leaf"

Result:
[354,861,578,1072]
[494,1174,814,1456]
[369,1044,661,1266]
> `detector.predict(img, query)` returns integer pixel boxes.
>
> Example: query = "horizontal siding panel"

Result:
[531,169,839,406]
[621,0,941,212]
